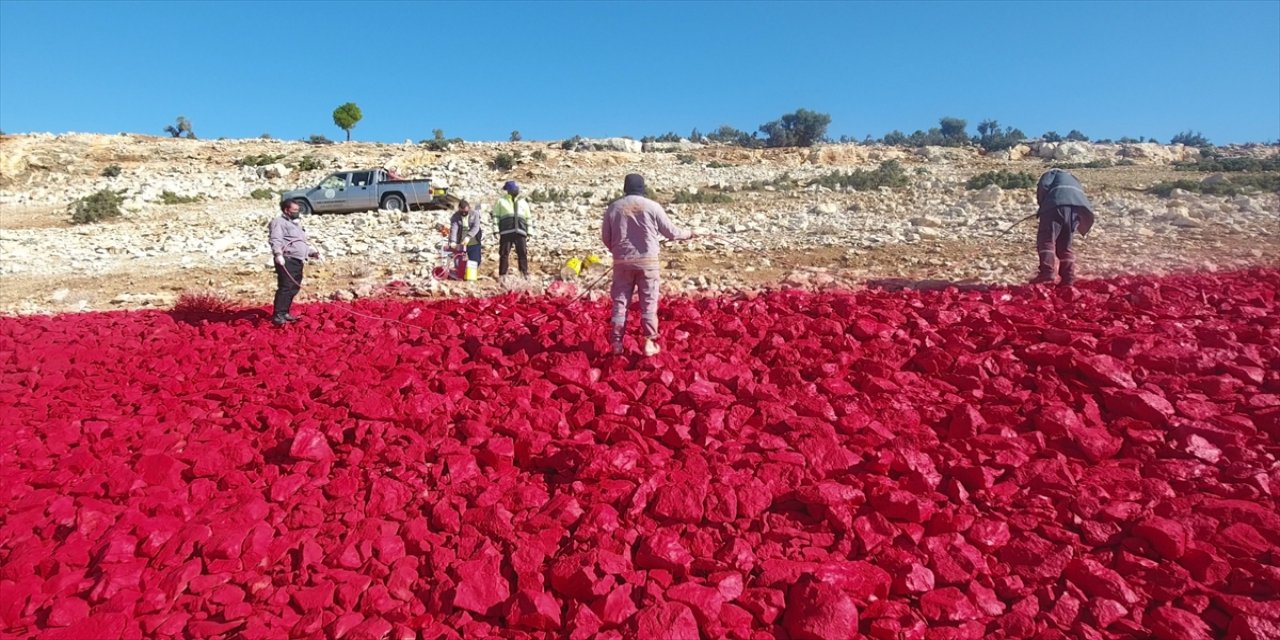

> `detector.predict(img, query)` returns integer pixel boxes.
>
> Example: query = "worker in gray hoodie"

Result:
[601,173,694,356]
[1032,168,1095,286]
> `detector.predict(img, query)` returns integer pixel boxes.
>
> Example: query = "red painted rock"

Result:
[289,427,334,461]
[453,550,511,616]
[919,587,979,623]
[1133,516,1189,559]
[782,576,859,640]
[1146,605,1213,640]
[634,601,700,640]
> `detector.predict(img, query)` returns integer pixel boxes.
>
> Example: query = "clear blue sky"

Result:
[2,1,1278,143]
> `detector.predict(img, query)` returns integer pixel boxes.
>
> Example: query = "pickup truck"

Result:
[280,169,453,215]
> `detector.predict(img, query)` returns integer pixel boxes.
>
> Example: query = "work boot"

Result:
[1058,262,1075,288]
[283,313,300,323]
[643,338,661,357]
[1029,272,1055,285]
[271,314,288,326]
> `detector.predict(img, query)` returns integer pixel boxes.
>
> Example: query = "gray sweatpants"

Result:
[610,264,660,342]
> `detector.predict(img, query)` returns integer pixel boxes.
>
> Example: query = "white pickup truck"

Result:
[281,168,453,214]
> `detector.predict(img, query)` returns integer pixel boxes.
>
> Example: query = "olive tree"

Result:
[332,102,363,142]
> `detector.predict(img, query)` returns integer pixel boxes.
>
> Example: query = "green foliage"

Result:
[250,188,278,200]
[235,153,287,167]
[1171,130,1210,147]
[672,190,732,204]
[1054,159,1115,170]
[707,160,734,169]
[1150,174,1280,197]
[164,116,195,139]
[100,164,122,178]
[492,152,517,171]
[812,160,909,190]
[744,172,798,191]
[1066,130,1089,142]
[510,130,522,142]
[157,190,202,205]
[938,117,968,145]
[642,132,683,144]
[881,130,908,146]
[294,156,324,171]
[260,133,272,139]
[965,170,1037,190]
[528,188,573,203]
[420,136,462,151]
[1117,136,1140,144]
[1174,156,1280,172]
[1042,131,1063,142]
[69,189,125,224]
[689,127,703,142]
[332,102,363,141]
[306,134,334,145]
[976,119,1026,151]
[759,108,832,148]
[706,125,755,146]
[531,150,547,161]
[561,135,584,150]
[677,153,697,165]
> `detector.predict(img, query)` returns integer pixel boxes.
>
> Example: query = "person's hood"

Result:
[623,173,646,196]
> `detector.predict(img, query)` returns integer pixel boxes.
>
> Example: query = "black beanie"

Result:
[623,173,646,196]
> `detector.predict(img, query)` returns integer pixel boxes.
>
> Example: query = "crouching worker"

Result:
[268,200,318,326]
[601,173,694,356]
[1032,168,1095,286]
[449,199,483,272]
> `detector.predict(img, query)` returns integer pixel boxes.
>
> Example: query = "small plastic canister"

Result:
[465,260,478,281]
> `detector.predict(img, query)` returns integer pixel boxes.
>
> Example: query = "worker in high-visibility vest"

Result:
[491,181,533,277]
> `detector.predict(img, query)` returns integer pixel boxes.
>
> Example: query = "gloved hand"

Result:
[274,254,285,267]
[309,250,320,260]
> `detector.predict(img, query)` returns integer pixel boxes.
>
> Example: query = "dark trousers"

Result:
[1036,206,1079,282]
[498,234,528,276]
[466,244,482,264]
[273,257,303,317]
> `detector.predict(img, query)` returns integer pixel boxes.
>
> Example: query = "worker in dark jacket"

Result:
[1032,168,1095,286]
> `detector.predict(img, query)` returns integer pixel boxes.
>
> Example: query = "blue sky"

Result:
[2,1,1277,144]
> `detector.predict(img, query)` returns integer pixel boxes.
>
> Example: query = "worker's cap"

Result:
[623,173,646,196]
[503,180,519,193]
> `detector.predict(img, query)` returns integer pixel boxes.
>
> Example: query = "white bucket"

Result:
[465,260,478,281]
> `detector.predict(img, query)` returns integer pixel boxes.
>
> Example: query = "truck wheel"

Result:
[291,199,312,216]
[381,194,406,212]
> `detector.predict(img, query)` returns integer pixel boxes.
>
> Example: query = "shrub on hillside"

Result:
[1150,174,1280,197]
[965,170,1037,190]
[492,152,516,171]
[294,156,325,171]
[677,153,697,165]
[813,160,909,190]
[1174,157,1280,172]
[1171,130,1210,147]
[976,120,1026,151]
[1066,130,1090,142]
[251,188,278,200]
[672,190,733,204]
[101,164,122,178]
[157,191,202,205]
[69,189,126,224]
[510,130,522,142]
[1042,131,1063,142]
[528,188,572,203]
[235,153,287,167]
[306,134,334,146]
[164,116,196,139]
[759,108,831,148]
[706,125,756,147]
[531,150,547,161]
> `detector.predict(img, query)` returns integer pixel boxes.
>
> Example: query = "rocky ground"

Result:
[0,133,1276,314]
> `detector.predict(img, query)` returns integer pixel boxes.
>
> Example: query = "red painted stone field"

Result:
[2,270,1279,639]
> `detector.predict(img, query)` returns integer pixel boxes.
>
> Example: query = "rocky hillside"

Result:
[0,133,1276,314]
